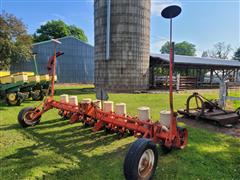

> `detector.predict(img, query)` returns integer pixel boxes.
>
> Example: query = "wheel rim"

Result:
[23,111,36,125]
[138,149,155,178]
[7,93,17,101]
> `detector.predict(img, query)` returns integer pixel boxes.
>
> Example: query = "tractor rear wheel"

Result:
[18,107,41,128]
[124,138,158,180]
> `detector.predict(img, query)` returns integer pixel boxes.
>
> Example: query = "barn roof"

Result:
[150,53,240,69]
[33,36,93,47]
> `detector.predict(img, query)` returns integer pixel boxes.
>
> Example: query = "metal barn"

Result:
[11,36,94,83]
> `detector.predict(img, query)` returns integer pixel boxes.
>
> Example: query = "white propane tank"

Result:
[160,110,171,128]
[138,107,150,121]
[60,94,69,103]
[92,100,101,109]
[115,103,126,115]
[81,98,92,104]
[103,101,114,112]
[69,96,78,106]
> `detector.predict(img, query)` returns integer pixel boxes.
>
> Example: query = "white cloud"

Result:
[151,0,182,16]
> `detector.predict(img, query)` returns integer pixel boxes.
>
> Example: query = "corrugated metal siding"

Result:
[11,36,94,83]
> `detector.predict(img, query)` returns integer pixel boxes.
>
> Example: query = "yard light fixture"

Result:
[161,5,182,119]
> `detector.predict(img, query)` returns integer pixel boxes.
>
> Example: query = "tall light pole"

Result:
[161,5,182,119]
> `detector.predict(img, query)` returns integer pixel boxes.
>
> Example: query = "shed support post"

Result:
[234,69,237,82]
[210,69,213,87]
[237,69,240,82]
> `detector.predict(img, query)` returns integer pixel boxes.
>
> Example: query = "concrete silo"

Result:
[94,0,151,92]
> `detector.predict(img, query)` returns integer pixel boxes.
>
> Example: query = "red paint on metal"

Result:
[30,98,187,149]
[26,45,188,150]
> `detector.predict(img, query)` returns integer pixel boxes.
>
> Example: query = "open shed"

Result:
[150,54,240,90]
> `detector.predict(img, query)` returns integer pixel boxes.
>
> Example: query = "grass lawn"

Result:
[0,85,239,180]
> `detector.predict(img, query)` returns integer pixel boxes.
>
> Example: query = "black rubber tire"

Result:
[124,138,158,180]
[18,107,41,128]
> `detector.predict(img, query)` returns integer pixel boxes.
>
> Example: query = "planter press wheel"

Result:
[32,90,44,101]
[124,138,158,180]
[58,110,72,120]
[18,107,41,128]
[186,93,205,116]
[177,127,188,149]
[6,93,21,106]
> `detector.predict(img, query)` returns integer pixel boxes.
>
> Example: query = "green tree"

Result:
[233,47,240,61]
[160,41,196,56]
[0,12,32,70]
[33,20,88,43]
[68,25,88,42]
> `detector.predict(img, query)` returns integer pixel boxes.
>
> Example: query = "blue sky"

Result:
[1,0,239,57]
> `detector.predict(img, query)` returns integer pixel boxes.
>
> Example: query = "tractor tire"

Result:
[18,107,41,128]
[124,138,158,180]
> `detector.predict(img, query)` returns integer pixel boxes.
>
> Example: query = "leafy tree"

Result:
[33,20,88,43]
[160,41,196,56]
[68,25,88,42]
[160,41,171,55]
[209,42,232,59]
[233,47,240,61]
[0,12,32,70]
